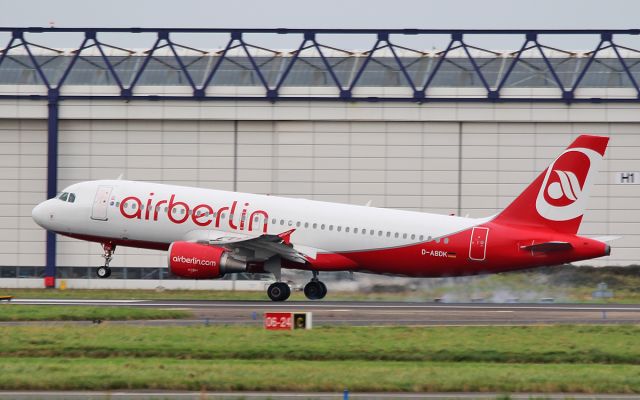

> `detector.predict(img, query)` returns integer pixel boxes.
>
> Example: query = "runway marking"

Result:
[141,303,640,312]
[8,299,640,313]
[11,299,143,304]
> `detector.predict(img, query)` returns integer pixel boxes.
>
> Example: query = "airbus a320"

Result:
[32,135,614,301]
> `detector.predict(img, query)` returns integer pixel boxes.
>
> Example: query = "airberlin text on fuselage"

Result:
[119,194,269,233]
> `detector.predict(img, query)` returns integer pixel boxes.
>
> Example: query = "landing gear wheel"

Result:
[96,266,111,278]
[304,280,327,300]
[318,281,327,299]
[267,282,291,302]
[97,242,116,279]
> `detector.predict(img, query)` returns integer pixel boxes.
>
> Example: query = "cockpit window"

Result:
[57,192,76,203]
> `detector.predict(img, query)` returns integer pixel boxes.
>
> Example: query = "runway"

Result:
[7,299,640,326]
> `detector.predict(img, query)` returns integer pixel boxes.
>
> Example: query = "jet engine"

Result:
[168,241,247,279]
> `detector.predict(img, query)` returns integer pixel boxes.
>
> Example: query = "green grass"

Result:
[5,265,640,303]
[1,357,639,393]
[2,324,640,392]
[1,324,639,364]
[0,305,191,321]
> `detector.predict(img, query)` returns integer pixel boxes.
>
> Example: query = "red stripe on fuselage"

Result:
[57,221,608,278]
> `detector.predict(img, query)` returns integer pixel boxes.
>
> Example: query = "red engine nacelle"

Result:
[168,241,247,279]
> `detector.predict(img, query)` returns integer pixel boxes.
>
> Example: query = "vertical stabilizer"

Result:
[493,135,609,234]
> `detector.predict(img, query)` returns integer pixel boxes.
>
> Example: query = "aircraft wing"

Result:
[183,229,312,264]
[520,241,573,252]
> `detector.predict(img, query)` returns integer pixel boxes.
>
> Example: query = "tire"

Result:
[267,282,291,302]
[318,281,327,299]
[96,266,111,279]
[304,281,324,300]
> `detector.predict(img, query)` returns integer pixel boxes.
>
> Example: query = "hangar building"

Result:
[0,28,639,286]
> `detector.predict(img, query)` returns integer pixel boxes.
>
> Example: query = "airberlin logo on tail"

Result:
[547,170,582,203]
[536,148,600,221]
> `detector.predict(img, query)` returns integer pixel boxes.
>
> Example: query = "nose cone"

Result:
[32,200,53,229]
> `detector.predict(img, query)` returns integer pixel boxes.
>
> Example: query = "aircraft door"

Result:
[91,186,113,221]
[469,227,489,261]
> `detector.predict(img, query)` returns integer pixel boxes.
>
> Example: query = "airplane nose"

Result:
[32,200,52,229]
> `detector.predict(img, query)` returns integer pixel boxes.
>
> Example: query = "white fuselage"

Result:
[33,179,483,255]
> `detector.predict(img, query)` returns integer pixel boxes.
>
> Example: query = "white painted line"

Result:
[12,299,144,303]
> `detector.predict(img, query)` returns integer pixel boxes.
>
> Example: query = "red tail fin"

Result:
[493,135,609,234]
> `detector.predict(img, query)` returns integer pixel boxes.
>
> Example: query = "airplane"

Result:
[32,134,613,301]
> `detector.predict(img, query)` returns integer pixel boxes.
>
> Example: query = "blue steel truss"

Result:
[2,28,640,103]
[5,27,640,287]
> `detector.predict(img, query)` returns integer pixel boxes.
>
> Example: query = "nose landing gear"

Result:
[304,271,327,300]
[96,242,115,279]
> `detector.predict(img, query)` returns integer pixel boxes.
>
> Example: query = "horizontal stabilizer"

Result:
[591,236,622,243]
[520,241,573,252]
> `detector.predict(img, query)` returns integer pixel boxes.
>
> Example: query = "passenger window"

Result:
[370,229,374,235]
[280,220,284,225]
[411,234,416,240]
[444,238,449,244]
[59,192,68,202]
[345,227,350,233]
[329,225,333,231]
[386,232,391,237]
[304,222,309,228]
[354,228,358,234]
[435,238,440,243]
[321,224,325,230]
[394,232,399,238]
[402,233,407,239]
[378,231,383,236]
[296,221,301,227]
[272,218,276,224]
[337,226,342,232]
[313,223,317,229]
[420,235,425,241]
[68,193,76,203]
[288,220,293,226]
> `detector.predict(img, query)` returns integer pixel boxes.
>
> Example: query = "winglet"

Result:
[277,229,296,245]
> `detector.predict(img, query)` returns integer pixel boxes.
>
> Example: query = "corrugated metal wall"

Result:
[1,117,639,268]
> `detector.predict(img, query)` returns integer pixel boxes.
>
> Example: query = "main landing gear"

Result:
[303,271,327,300]
[263,258,327,302]
[96,243,115,278]
[267,282,291,302]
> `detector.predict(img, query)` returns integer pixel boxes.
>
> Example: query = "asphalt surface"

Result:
[7,298,640,326]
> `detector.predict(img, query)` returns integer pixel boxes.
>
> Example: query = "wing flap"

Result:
[183,229,309,264]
